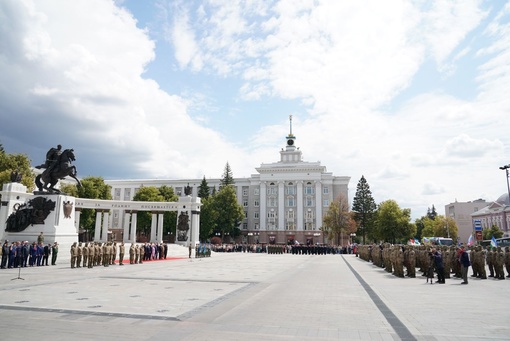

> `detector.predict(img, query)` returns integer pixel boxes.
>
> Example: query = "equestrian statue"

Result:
[35,144,82,193]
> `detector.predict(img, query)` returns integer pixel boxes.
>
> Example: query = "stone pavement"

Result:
[1,248,509,341]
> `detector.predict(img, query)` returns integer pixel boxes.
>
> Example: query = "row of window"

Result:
[243,198,329,207]
[241,223,318,231]
[242,184,330,196]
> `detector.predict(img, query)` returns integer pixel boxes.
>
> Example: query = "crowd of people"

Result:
[69,241,171,268]
[1,232,58,269]
[210,243,357,255]
[356,243,510,285]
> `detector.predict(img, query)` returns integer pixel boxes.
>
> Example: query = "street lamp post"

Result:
[500,164,510,203]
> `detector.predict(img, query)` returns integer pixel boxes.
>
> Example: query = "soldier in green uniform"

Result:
[119,242,125,266]
[82,242,88,268]
[88,243,95,268]
[129,243,135,264]
[51,242,58,265]
[76,243,82,268]
[70,242,77,268]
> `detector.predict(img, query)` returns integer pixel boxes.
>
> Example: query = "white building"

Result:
[106,123,350,245]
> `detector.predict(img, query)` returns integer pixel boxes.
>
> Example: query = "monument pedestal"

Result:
[0,183,78,260]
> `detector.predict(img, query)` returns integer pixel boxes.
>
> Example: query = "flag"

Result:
[491,236,498,248]
[467,234,474,246]
[414,238,421,246]
[409,238,415,245]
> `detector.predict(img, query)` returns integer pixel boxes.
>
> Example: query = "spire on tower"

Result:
[289,114,294,137]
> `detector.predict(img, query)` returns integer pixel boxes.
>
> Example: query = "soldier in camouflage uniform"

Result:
[88,243,95,268]
[443,247,451,279]
[495,246,505,280]
[487,246,495,277]
[76,243,82,268]
[394,245,404,278]
[82,242,88,268]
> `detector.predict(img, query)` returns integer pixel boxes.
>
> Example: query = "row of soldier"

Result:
[69,242,170,268]
[357,244,510,280]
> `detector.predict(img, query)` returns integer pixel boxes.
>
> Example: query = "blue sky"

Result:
[0,0,509,220]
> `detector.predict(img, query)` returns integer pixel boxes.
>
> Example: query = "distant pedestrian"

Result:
[459,245,471,284]
[432,248,445,284]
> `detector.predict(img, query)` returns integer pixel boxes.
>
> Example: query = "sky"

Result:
[0,0,509,220]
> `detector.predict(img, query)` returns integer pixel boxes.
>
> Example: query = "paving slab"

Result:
[0,251,509,341]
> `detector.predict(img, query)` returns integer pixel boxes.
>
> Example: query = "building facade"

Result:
[106,125,350,245]
[445,199,488,244]
[470,193,510,239]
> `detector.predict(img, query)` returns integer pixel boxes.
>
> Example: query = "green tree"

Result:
[157,185,179,240]
[418,216,436,239]
[219,162,235,188]
[0,147,34,193]
[323,194,356,246]
[198,176,210,199]
[426,205,438,220]
[432,215,458,240]
[132,186,164,238]
[351,175,376,244]
[60,177,112,238]
[211,185,244,242]
[373,200,415,244]
[199,196,218,241]
[482,225,504,240]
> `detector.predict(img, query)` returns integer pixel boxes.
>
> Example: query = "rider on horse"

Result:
[36,144,62,175]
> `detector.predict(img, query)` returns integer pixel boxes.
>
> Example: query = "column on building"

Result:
[123,211,131,243]
[315,181,322,231]
[150,212,158,242]
[260,182,267,230]
[296,181,304,230]
[75,209,82,234]
[156,213,164,243]
[94,210,102,242]
[130,211,137,242]
[102,211,109,243]
[278,181,285,232]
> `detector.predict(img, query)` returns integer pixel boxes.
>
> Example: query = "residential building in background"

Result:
[445,199,488,244]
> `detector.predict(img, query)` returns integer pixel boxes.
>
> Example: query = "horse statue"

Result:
[35,148,82,193]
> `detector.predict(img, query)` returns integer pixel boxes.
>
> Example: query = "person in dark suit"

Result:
[460,245,471,284]
[43,244,51,266]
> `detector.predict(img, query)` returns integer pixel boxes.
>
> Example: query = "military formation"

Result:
[69,241,170,268]
[356,243,510,281]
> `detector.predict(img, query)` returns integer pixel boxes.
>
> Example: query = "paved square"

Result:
[1,248,509,340]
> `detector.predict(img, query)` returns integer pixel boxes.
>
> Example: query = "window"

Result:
[268,197,277,207]
[254,212,259,219]
[244,211,248,218]
[287,196,295,207]
[305,182,314,194]
[254,188,259,195]
[286,210,295,220]
[323,199,329,207]
[323,187,329,194]
[254,223,259,230]
[286,184,296,195]
[243,189,248,196]
[254,200,259,207]
[305,196,314,207]
[286,222,296,231]
[242,223,248,230]
[243,200,248,207]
